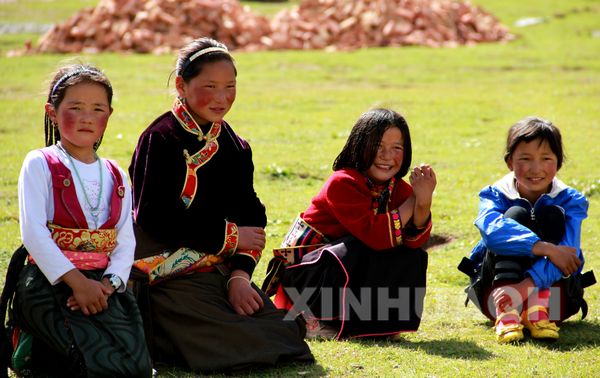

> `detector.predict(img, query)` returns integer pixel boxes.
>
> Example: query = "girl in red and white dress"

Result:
[264,108,436,339]
[10,64,151,377]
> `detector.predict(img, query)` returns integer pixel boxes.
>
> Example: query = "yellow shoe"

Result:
[522,305,559,340]
[495,309,524,344]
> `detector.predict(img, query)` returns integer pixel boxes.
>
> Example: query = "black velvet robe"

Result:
[128,112,313,372]
[129,111,267,274]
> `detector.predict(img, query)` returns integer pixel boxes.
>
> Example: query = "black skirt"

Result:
[13,264,152,378]
[134,270,314,373]
[282,236,428,338]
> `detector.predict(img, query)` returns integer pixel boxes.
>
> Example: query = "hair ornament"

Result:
[50,68,96,97]
[188,47,229,64]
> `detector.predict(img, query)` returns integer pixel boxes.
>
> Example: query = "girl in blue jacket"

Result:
[469,116,588,343]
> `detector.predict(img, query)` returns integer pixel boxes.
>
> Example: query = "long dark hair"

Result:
[333,108,412,178]
[504,116,565,170]
[44,64,113,150]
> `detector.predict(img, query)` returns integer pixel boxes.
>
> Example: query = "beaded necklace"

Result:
[368,176,402,243]
[368,177,395,214]
[57,143,103,229]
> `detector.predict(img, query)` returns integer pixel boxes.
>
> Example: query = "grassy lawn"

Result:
[1,0,599,376]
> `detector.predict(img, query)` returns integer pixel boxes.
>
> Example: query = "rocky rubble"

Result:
[267,0,513,50]
[25,0,513,55]
[36,0,271,54]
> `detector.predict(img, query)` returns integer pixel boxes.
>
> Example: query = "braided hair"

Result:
[44,64,113,150]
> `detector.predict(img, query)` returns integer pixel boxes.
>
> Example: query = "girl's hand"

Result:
[68,276,116,310]
[492,278,533,312]
[227,270,264,316]
[409,164,436,227]
[533,241,581,276]
[238,227,266,251]
[63,272,112,316]
[409,164,436,204]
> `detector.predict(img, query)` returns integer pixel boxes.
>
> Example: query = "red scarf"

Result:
[171,98,222,208]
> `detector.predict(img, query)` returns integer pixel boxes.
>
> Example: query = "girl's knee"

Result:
[504,206,530,224]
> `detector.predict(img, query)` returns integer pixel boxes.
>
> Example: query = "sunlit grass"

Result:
[1,0,599,376]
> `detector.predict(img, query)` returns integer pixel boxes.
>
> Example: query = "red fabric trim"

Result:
[274,285,294,310]
[285,247,351,340]
[302,169,418,250]
[219,221,238,256]
[31,148,124,270]
[41,147,87,229]
[41,147,124,230]
[180,137,219,207]
[101,158,124,229]
[172,98,222,208]
[403,217,432,248]
[385,211,394,246]
[235,249,262,264]
[61,251,109,270]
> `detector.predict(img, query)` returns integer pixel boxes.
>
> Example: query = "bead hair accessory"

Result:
[50,68,96,97]
[188,47,229,64]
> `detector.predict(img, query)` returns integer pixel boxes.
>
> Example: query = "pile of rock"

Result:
[266,0,513,50]
[36,0,271,54]
[32,0,512,54]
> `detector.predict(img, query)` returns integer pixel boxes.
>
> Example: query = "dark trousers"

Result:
[480,205,565,319]
[504,205,565,245]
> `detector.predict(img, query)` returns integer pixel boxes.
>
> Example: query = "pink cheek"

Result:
[59,111,77,131]
[99,114,110,128]
[226,92,236,104]
[189,89,213,109]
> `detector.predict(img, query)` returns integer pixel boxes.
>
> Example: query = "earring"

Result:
[93,136,103,151]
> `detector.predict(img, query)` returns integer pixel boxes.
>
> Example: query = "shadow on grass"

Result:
[528,319,600,351]
[351,337,494,360]
[470,316,600,351]
[155,361,327,378]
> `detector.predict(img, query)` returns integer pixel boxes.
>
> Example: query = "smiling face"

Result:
[507,138,558,203]
[365,126,404,184]
[176,59,236,125]
[45,81,112,159]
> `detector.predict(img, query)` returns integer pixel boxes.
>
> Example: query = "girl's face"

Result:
[365,127,404,184]
[507,138,558,203]
[176,60,236,125]
[46,82,112,155]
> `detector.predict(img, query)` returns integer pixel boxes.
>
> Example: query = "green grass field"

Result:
[1,0,599,376]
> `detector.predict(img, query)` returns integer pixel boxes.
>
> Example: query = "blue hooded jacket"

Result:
[470,172,588,288]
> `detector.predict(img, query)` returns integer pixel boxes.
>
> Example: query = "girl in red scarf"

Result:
[129,37,313,373]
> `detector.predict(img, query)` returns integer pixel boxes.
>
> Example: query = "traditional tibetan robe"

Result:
[129,99,313,372]
[265,168,431,339]
[13,147,151,377]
